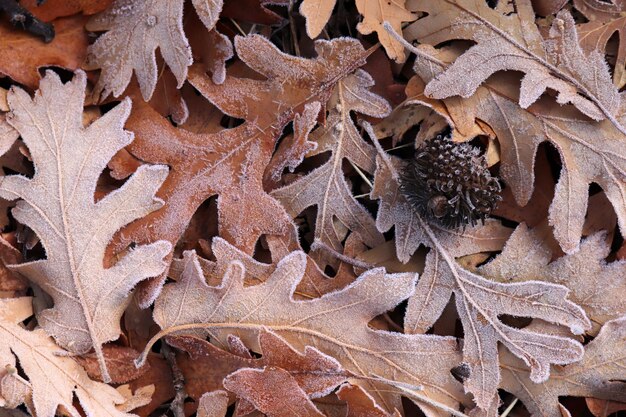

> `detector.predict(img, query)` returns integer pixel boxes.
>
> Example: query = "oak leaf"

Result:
[0,297,135,417]
[22,0,115,21]
[171,329,351,405]
[370,148,590,410]
[337,384,402,417]
[405,0,622,126]
[480,224,626,335]
[575,0,626,88]
[149,250,465,415]
[0,71,172,382]
[112,35,371,306]
[407,44,626,254]
[85,0,223,101]
[224,367,326,417]
[272,70,390,260]
[500,318,626,417]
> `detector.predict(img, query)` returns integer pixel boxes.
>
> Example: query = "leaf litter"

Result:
[0,1,623,417]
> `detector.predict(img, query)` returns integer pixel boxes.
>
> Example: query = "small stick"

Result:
[0,0,54,42]
[161,342,186,417]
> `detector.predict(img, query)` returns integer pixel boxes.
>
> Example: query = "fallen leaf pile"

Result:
[0,1,623,417]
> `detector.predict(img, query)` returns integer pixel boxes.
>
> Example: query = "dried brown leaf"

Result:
[197,390,229,417]
[224,367,326,417]
[337,384,402,417]
[408,44,626,254]
[0,71,172,382]
[370,147,590,410]
[113,35,370,306]
[0,15,88,89]
[480,223,626,335]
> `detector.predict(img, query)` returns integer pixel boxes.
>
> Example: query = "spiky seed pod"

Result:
[400,134,502,229]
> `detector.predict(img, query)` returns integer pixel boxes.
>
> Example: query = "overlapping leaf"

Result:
[500,318,626,417]
[85,0,223,100]
[0,297,135,417]
[406,42,626,254]
[370,150,590,410]
[404,0,622,126]
[272,70,390,261]
[150,250,465,415]
[0,71,171,382]
[112,34,371,306]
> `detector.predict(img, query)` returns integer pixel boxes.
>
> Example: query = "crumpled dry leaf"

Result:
[405,0,622,125]
[370,148,590,411]
[149,250,465,416]
[0,297,135,417]
[0,15,88,89]
[500,318,626,417]
[408,43,626,254]
[85,0,223,100]
[480,223,626,335]
[0,71,171,382]
[272,70,390,261]
[111,34,371,307]
[356,0,417,62]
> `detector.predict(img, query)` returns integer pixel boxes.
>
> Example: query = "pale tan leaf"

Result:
[356,0,417,62]
[369,146,590,410]
[408,42,626,254]
[480,223,626,335]
[0,71,172,382]
[85,0,223,100]
[197,390,229,417]
[405,0,622,126]
[501,317,626,417]
[115,384,155,413]
[272,70,391,260]
[0,297,134,417]
[150,250,465,415]
[300,0,336,38]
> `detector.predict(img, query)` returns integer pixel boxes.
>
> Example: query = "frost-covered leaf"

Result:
[224,367,326,417]
[500,318,626,417]
[272,70,391,260]
[85,0,223,100]
[337,384,402,417]
[405,0,622,125]
[480,224,626,335]
[408,44,626,254]
[576,2,626,88]
[150,250,465,415]
[112,35,370,306]
[0,71,172,382]
[370,149,590,410]
[0,297,135,417]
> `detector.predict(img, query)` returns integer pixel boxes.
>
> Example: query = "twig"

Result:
[0,0,54,42]
[499,398,519,417]
[161,342,186,417]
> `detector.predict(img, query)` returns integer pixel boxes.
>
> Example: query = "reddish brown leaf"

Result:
[0,15,88,89]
